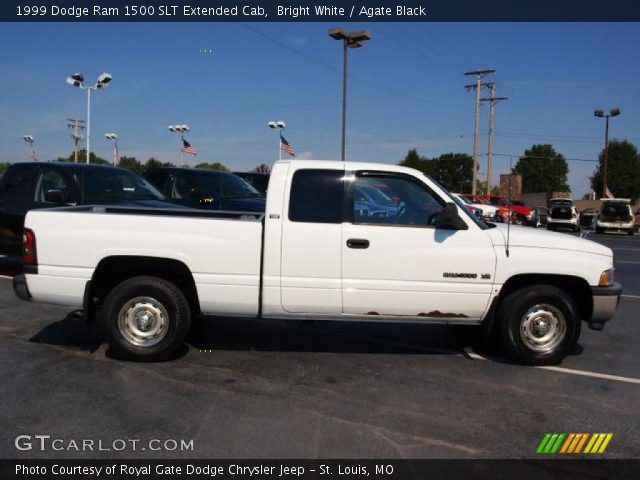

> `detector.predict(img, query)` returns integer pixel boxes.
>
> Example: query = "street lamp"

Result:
[105,133,119,166]
[23,135,36,162]
[268,121,286,161]
[594,108,621,198]
[328,27,371,161]
[168,124,190,164]
[66,72,113,163]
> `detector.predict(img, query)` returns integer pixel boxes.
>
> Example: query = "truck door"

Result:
[341,170,496,321]
[280,167,345,315]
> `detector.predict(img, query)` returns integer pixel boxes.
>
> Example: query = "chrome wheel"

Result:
[520,303,566,353]
[118,296,169,347]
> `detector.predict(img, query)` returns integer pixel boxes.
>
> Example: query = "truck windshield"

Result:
[75,168,165,203]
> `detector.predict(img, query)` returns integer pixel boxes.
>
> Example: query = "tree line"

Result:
[400,140,640,201]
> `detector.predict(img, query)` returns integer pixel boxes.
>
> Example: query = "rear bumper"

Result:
[589,282,622,330]
[12,274,31,302]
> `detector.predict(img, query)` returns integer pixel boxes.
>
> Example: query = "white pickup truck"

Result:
[13,160,621,365]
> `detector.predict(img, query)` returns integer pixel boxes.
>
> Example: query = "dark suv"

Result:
[142,168,265,212]
[0,162,171,256]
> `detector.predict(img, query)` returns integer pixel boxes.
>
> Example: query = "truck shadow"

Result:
[27,312,583,361]
[189,315,484,356]
[29,310,103,353]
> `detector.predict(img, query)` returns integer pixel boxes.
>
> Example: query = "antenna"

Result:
[506,157,512,258]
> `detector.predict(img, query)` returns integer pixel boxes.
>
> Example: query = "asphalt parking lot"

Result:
[0,230,638,460]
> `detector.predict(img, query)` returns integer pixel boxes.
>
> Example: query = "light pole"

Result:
[594,108,620,198]
[168,124,190,164]
[23,135,36,161]
[268,121,286,161]
[66,72,113,163]
[328,27,371,161]
[105,133,119,166]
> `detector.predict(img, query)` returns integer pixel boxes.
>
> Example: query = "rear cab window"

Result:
[288,169,344,223]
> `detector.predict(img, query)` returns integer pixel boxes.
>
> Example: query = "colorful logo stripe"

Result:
[537,433,613,454]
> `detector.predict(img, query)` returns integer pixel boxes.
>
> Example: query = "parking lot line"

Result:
[616,260,640,264]
[463,348,640,385]
[621,294,640,299]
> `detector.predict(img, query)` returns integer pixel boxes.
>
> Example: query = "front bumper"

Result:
[13,273,31,302]
[597,221,633,231]
[589,282,622,330]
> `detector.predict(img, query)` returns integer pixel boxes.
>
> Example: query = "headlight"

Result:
[599,268,614,286]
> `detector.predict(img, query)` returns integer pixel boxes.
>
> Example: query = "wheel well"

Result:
[499,274,592,321]
[90,256,200,315]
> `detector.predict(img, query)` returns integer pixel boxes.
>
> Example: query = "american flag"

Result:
[114,145,120,167]
[280,134,295,157]
[182,138,197,156]
[605,187,614,199]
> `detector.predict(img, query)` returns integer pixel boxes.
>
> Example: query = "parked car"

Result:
[14,160,621,366]
[233,172,270,196]
[596,198,634,235]
[453,193,499,221]
[353,184,399,219]
[481,194,534,225]
[530,206,549,228]
[142,168,265,212]
[547,198,580,232]
[460,193,509,222]
[0,162,173,256]
[579,208,598,229]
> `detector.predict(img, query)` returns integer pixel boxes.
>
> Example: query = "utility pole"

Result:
[480,83,508,195]
[464,69,495,195]
[66,118,85,163]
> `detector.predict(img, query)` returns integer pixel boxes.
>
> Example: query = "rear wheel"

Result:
[628,229,634,236]
[103,276,191,361]
[596,227,604,234]
[497,285,581,365]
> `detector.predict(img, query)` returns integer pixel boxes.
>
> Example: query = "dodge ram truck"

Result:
[13,160,622,365]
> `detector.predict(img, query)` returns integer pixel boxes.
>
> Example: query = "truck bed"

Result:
[24,205,264,315]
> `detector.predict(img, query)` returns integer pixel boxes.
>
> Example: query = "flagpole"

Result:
[279,133,282,162]
[181,135,184,165]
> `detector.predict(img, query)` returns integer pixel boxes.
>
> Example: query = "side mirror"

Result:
[44,189,65,204]
[435,202,468,230]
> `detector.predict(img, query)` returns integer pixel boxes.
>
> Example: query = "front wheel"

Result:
[497,285,581,365]
[103,276,191,361]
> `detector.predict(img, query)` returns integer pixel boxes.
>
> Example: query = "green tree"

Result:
[399,148,434,175]
[591,140,640,201]
[431,153,473,193]
[118,156,143,174]
[476,180,500,195]
[194,162,229,171]
[0,162,11,180]
[145,157,176,169]
[53,150,108,164]
[252,163,271,173]
[513,144,569,193]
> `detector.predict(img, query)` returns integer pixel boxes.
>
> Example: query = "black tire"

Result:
[547,225,555,231]
[497,285,581,365]
[628,229,634,236]
[596,227,604,234]
[103,276,191,361]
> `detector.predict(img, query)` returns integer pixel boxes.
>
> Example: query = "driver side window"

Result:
[353,174,443,227]
[33,170,70,204]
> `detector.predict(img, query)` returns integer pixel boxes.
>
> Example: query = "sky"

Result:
[0,22,638,196]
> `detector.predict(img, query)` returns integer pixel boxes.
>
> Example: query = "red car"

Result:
[481,194,534,225]
[460,193,511,222]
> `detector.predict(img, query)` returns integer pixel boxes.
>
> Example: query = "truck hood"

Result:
[486,224,612,257]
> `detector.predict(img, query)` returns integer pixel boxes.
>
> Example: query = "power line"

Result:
[239,23,464,108]
[412,23,482,68]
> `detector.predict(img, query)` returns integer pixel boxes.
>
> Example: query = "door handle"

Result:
[347,238,370,249]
